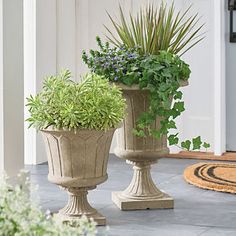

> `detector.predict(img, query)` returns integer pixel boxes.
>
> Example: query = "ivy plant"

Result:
[26,70,126,131]
[134,52,189,138]
[83,38,210,151]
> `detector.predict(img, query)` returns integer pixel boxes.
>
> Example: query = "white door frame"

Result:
[213,0,226,156]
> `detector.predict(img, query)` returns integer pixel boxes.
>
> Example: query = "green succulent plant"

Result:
[105,2,204,56]
[26,70,126,131]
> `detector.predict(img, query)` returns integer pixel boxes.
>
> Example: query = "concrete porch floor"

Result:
[27,155,236,236]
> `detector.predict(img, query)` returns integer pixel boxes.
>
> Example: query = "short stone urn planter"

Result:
[26,71,126,225]
[41,127,115,225]
[112,84,174,210]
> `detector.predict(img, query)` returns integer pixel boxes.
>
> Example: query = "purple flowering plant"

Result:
[82,37,143,86]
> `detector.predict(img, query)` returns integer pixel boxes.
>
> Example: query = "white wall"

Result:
[179,0,215,152]
[24,0,223,164]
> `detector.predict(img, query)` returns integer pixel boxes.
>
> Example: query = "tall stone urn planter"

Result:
[41,127,115,225]
[112,84,173,210]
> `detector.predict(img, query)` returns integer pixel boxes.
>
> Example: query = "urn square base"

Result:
[55,211,106,226]
[112,191,174,210]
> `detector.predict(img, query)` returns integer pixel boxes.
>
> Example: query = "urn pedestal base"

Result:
[112,160,174,210]
[112,191,173,210]
[56,186,106,225]
[55,212,106,226]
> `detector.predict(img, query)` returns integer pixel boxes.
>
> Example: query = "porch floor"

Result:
[27,155,236,236]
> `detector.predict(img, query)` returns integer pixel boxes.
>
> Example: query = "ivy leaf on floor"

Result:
[203,142,210,152]
[203,142,210,149]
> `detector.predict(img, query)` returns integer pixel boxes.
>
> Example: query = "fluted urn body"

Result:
[113,84,174,210]
[41,127,115,225]
[115,85,169,160]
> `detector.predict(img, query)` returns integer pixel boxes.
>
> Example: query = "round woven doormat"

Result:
[184,162,236,194]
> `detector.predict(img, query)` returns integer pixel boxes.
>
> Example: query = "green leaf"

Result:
[192,136,202,150]
[181,140,191,151]
[168,133,179,145]
[174,91,183,100]
[203,142,210,149]
[151,129,161,139]
[173,101,185,113]
[167,120,177,129]
[133,129,146,137]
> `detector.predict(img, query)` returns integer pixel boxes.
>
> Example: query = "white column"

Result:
[24,0,36,165]
[213,0,226,155]
[24,0,79,164]
[24,0,57,164]
[0,0,24,177]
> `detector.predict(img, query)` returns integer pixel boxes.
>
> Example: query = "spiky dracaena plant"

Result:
[105,2,204,56]
[26,70,126,131]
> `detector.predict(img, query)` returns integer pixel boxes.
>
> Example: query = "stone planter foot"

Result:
[56,211,106,226]
[112,160,174,210]
[112,191,173,210]
[56,187,106,225]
